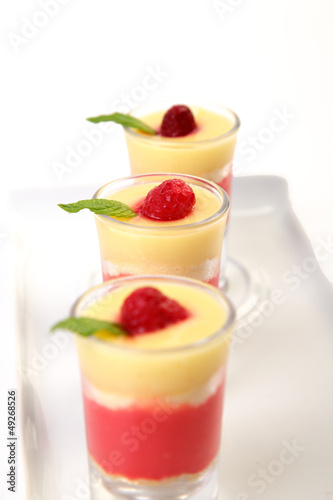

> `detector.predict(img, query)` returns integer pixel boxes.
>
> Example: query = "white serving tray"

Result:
[8,176,333,500]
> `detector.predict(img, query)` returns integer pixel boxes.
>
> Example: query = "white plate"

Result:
[8,176,333,500]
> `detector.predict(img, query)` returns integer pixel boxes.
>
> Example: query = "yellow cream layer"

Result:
[75,280,232,398]
[125,106,238,179]
[95,181,227,272]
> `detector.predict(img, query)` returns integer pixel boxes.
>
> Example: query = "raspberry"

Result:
[160,105,197,137]
[138,179,196,221]
[120,287,189,335]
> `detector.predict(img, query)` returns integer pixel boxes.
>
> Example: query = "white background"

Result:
[1,0,333,498]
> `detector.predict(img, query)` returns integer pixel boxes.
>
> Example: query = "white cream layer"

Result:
[101,257,220,282]
[82,367,225,410]
[206,160,233,185]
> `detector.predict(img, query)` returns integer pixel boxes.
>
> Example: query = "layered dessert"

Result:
[71,276,234,497]
[123,104,240,199]
[94,174,229,287]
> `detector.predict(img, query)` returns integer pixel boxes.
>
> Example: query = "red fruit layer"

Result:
[102,271,220,288]
[102,272,130,282]
[217,169,232,199]
[207,272,220,288]
[83,382,224,481]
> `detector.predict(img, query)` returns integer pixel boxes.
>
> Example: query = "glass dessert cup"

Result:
[93,173,229,287]
[123,102,240,200]
[122,103,263,319]
[72,275,235,500]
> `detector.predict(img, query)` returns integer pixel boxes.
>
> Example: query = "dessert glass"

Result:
[72,275,235,500]
[93,173,229,287]
[123,103,240,201]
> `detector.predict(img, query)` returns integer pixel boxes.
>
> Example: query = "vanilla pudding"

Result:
[94,174,229,286]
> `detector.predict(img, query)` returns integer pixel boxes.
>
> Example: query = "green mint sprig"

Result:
[58,199,137,218]
[51,317,128,337]
[86,112,157,135]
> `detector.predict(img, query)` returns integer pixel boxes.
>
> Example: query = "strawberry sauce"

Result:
[217,169,232,199]
[207,272,220,287]
[103,272,220,287]
[83,382,225,481]
[102,272,130,282]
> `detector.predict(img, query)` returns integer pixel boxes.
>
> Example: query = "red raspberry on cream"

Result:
[120,287,189,335]
[160,105,197,137]
[138,178,196,221]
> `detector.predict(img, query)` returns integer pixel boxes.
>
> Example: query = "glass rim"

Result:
[124,102,241,145]
[93,173,230,231]
[72,274,235,355]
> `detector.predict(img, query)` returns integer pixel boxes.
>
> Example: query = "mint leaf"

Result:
[86,112,157,135]
[58,199,137,218]
[51,317,128,337]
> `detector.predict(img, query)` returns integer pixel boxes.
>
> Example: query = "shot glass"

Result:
[93,173,229,287]
[123,102,240,202]
[72,275,235,500]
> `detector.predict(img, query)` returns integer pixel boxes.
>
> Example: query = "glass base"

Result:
[88,458,219,500]
[220,257,269,321]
